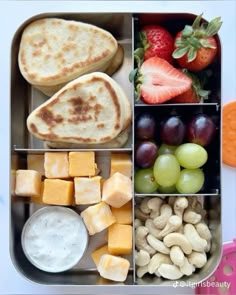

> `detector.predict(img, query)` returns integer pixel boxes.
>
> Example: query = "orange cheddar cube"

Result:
[91,244,109,267]
[44,152,69,178]
[110,153,132,178]
[102,172,132,208]
[81,202,115,235]
[111,201,132,225]
[108,223,132,255]
[27,154,45,176]
[15,169,41,197]
[69,152,96,177]
[31,181,44,204]
[97,254,130,282]
[74,176,101,205]
[43,179,73,206]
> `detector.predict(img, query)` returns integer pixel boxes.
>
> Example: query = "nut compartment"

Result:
[134,195,222,285]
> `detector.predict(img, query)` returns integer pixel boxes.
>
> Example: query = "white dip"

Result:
[22,206,88,273]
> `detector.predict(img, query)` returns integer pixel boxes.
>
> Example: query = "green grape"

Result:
[175,143,208,169]
[176,168,205,194]
[158,144,178,155]
[158,184,177,194]
[134,168,158,193]
[153,154,180,187]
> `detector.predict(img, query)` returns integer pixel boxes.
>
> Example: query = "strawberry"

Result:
[171,69,210,103]
[139,25,174,63]
[172,14,222,71]
[136,57,192,104]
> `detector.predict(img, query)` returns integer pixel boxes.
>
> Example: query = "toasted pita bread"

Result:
[44,127,130,149]
[27,72,131,145]
[18,18,118,94]
[105,44,124,76]
[34,57,113,97]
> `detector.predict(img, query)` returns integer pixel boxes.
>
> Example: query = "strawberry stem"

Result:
[172,13,222,63]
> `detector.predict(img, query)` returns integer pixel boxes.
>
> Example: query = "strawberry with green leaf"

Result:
[139,25,174,63]
[172,14,222,71]
[135,57,192,104]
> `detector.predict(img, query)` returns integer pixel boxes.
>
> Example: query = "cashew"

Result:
[176,224,184,234]
[135,226,156,255]
[180,257,195,276]
[136,265,149,278]
[184,223,208,252]
[134,218,143,228]
[148,253,172,274]
[173,197,188,219]
[183,207,202,224]
[188,251,207,268]
[195,222,212,241]
[140,197,151,214]
[135,208,149,221]
[168,196,176,207]
[150,210,160,219]
[147,234,170,254]
[158,215,182,238]
[147,197,164,215]
[188,196,198,208]
[145,219,161,238]
[170,246,185,267]
[135,249,151,267]
[153,204,172,229]
[154,269,161,277]
[158,264,183,280]
[191,200,207,219]
[163,233,192,255]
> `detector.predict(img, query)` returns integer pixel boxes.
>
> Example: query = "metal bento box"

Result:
[10,12,222,288]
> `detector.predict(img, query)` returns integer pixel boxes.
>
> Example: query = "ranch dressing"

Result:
[22,206,88,273]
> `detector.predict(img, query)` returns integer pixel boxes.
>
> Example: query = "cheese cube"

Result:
[81,202,115,235]
[31,182,44,204]
[15,170,41,197]
[69,152,96,177]
[110,153,132,178]
[43,179,73,205]
[44,152,69,178]
[74,176,101,205]
[111,201,132,225]
[108,224,132,255]
[27,154,45,175]
[91,244,109,267]
[102,172,132,208]
[97,254,130,282]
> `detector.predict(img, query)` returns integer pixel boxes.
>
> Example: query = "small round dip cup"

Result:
[21,206,88,273]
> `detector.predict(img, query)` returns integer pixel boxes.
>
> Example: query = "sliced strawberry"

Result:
[171,69,210,103]
[138,57,192,104]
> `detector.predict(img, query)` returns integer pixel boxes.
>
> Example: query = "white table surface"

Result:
[0,1,235,294]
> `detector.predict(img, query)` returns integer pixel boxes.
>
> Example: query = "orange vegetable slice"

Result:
[222,101,236,167]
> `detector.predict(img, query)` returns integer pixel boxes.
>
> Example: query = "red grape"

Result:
[135,141,158,168]
[136,113,156,140]
[161,116,186,145]
[187,114,216,146]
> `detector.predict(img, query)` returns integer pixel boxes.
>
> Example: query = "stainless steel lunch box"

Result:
[10,12,222,289]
